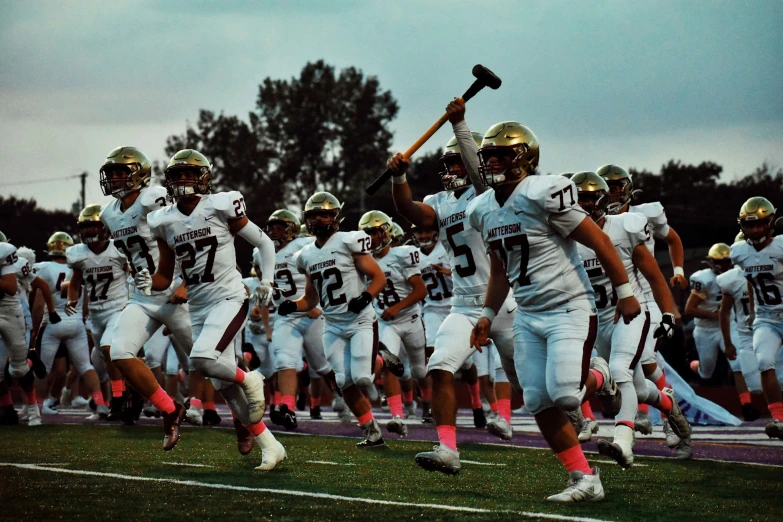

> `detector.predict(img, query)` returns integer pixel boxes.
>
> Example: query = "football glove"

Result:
[653,312,676,339]
[49,310,62,324]
[278,300,298,316]
[247,322,264,335]
[134,268,152,295]
[253,280,274,306]
[347,291,373,313]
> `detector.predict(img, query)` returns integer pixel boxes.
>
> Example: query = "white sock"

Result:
[614,424,634,453]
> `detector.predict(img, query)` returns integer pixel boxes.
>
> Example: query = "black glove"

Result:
[278,300,298,316]
[347,291,373,313]
[27,349,47,379]
[654,313,676,339]
[49,311,62,324]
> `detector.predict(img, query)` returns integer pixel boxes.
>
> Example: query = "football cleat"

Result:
[578,418,599,443]
[96,404,110,419]
[254,439,287,471]
[240,371,266,424]
[71,396,90,409]
[86,412,101,421]
[309,406,322,420]
[421,404,434,424]
[415,445,461,475]
[741,403,761,422]
[634,410,653,435]
[565,407,586,435]
[662,419,681,448]
[546,467,605,502]
[269,406,283,425]
[487,416,513,441]
[203,409,222,426]
[765,420,783,440]
[59,389,72,409]
[185,405,203,426]
[1,404,19,425]
[278,404,298,431]
[19,404,29,423]
[357,419,385,448]
[162,403,186,451]
[404,402,417,419]
[591,357,622,418]
[378,345,404,378]
[107,397,123,421]
[676,436,693,459]
[234,419,254,456]
[386,415,408,437]
[380,395,390,412]
[338,408,354,425]
[662,388,691,440]
[42,398,59,415]
[473,408,487,429]
[296,392,307,412]
[27,404,42,427]
[597,440,634,469]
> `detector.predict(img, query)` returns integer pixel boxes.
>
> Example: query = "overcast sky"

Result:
[1,0,781,211]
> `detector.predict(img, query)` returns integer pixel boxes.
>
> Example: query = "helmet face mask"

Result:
[79,222,108,245]
[47,232,74,258]
[738,197,776,246]
[164,149,212,199]
[478,122,539,188]
[265,209,300,247]
[100,147,152,198]
[304,192,343,237]
[596,165,632,212]
[572,171,610,222]
[439,155,469,191]
[412,228,438,249]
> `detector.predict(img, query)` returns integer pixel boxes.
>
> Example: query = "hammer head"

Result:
[472,64,502,89]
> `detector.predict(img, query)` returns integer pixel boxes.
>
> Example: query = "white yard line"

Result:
[460,460,506,467]
[306,460,356,466]
[592,460,648,467]
[0,463,610,522]
[161,462,214,468]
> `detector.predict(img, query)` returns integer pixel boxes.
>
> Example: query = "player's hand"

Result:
[250,306,263,321]
[724,341,737,360]
[49,310,62,324]
[431,263,449,275]
[64,300,79,316]
[670,273,688,289]
[170,284,188,304]
[253,280,274,307]
[27,348,47,379]
[470,317,492,353]
[653,312,676,339]
[614,296,642,324]
[306,308,323,319]
[347,291,373,313]
[381,305,400,321]
[134,268,152,294]
[386,153,410,177]
[278,300,298,316]
[446,97,466,124]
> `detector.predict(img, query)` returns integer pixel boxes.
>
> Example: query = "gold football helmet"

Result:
[164,149,213,198]
[706,242,732,274]
[390,222,405,247]
[596,164,632,212]
[304,192,343,236]
[99,146,152,198]
[478,122,539,187]
[298,224,312,238]
[266,209,301,246]
[438,132,484,191]
[734,231,745,244]
[411,224,438,249]
[77,204,108,244]
[47,231,74,257]
[738,197,776,245]
[359,210,393,253]
[572,171,610,222]
[0,231,7,243]
[560,172,575,179]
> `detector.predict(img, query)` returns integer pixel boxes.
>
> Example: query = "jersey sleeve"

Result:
[65,244,86,269]
[294,249,307,275]
[399,246,422,280]
[689,271,708,298]
[146,209,167,241]
[529,176,587,237]
[640,202,670,239]
[0,244,18,276]
[15,259,35,286]
[622,213,652,249]
[140,186,169,215]
[343,230,373,256]
[211,191,247,224]
[715,271,733,295]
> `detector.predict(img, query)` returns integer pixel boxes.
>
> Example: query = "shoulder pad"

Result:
[139,186,169,212]
[621,212,649,235]
[632,202,665,219]
[146,206,170,230]
[690,268,710,285]
[210,191,244,213]
[525,175,576,211]
[65,244,89,267]
[0,243,17,263]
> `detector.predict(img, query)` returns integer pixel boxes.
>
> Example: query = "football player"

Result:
[467,120,640,502]
[717,233,762,421]
[279,191,388,448]
[597,165,687,434]
[254,208,332,430]
[360,210,428,436]
[731,197,783,439]
[142,149,285,469]
[386,100,521,474]
[687,244,756,414]
[572,172,691,468]
[65,204,130,419]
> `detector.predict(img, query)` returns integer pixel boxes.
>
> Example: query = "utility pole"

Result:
[79,171,87,209]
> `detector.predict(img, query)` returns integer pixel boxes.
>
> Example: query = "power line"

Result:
[1,174,82,187]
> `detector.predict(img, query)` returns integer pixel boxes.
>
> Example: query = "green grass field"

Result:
[0,425,779,522]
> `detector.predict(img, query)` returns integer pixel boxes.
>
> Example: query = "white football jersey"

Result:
[731,235,783,316]
[35,260,82,319]
[254,236,314,319]
[66,242,129,313]
[373,245,422,323]
[423,187,490,298]
[468,175,593,312]
[716,266,752,336]
[295,230,376,324]
[11,255,35,301]
[149,192,247,308]
[100,185,169,292]
[629,202,670,303]
[419,242,453,314]
[689,268,722,328]
[577,213,649,323]
[0,242,20,307]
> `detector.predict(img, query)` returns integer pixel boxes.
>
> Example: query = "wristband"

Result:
[615,283,634,300]
[480,306,497,322]
[673,266,684,277]
[391,173,407,184]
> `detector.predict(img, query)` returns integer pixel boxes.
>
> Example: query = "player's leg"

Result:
[0,304,39,423]
[691,326,720,379]
[300,315,330,419]
[639,304,668,429]
[401,319,430,422]
[380,323,406,436]
[735,330,762,420]
[64,322,106,414]
[346,321,385,448]
[753,321,783,439]
[270,318,304,430]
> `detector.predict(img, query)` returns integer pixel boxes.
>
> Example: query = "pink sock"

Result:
[387,394,404,417]
[467,382,482,409]
[768,402,783,421]
[581,401,596,421]
[657,390,673,414]
[110,380,125,398]
[555,445,592,475]
[92,391,105,407]
[497,399,511,422]
[590,369,604,390]
[273,391,281,406]
[204,401,216,411]
[281,395,296,410]
[190,398,203,409]
[149,387,176,415]
[489,401,498,412]
[436,425,458,450]
[738,392,751,405]
[420,387,431,401]
[233,368,245,384]
[247,421,267,436]
[357,410,374,425]
[402,389,414,404]
[638,403,649,414]
[310,397,321,409]
[616,420,634,430]
[655,373,668,391]
[0,393,12,408]
[24,389,37,405]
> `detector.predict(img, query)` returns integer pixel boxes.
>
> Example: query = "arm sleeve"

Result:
[237,220,275,282]
[452,120,485,195]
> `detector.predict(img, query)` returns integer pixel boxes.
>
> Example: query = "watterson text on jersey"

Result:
[486,223,522,239]
[309,259,336,272]
[174,227,212,245]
